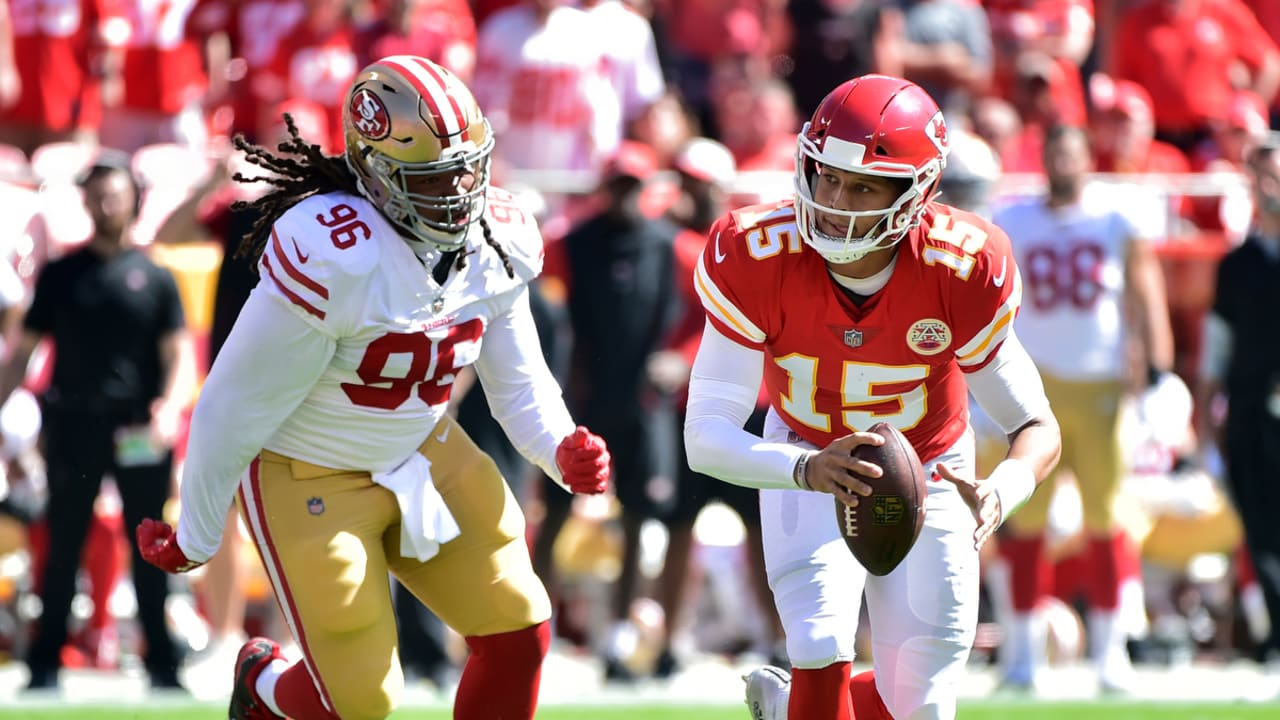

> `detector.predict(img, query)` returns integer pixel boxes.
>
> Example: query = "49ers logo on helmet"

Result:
[350,88,391,140]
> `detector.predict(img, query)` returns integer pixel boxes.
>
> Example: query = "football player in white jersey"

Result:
[133,55,612,720]
[992,124,1173,693]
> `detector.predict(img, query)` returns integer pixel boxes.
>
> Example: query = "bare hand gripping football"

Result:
[834,422,928,576]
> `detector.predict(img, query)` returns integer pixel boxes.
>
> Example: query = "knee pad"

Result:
[771,566,858,668]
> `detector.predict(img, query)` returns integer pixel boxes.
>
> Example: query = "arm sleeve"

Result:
[684,320,808,490]
[175,289,336,561]
[474,287,577,489]
[964,331,1052,436]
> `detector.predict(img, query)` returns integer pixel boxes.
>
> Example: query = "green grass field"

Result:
[3,702,1280,719]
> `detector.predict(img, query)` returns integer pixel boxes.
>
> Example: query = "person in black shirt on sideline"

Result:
[532,141,682,681]
[0,150,197,691]
[1197,135,1280,668]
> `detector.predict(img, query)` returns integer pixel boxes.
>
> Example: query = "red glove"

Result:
[555,426,611,495]
[136,518,204,574]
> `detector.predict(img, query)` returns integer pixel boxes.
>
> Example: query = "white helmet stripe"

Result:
[380,55,466,148]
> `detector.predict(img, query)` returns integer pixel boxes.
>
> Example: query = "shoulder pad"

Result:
[691,206,801,347]
[730,200,793,232]
[920,206,1021,369]
[258,193,382,332]
[482,186,545,283]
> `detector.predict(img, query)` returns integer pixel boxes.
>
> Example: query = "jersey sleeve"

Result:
[691,212,776,349]
[944,211,1022,372]
[256,195,379,338]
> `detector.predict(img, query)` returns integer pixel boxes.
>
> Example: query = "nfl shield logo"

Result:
[307,497,325,515]
[843,329,863,348]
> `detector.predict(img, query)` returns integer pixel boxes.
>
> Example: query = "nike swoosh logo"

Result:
[713,231,727,263]
[291,238,310,264]
[435,423,450,443]
[992,256,1007,288]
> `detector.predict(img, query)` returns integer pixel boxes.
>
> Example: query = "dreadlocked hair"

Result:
[475,217,515,279]
[230,113,362,263]
[230,114,517,280]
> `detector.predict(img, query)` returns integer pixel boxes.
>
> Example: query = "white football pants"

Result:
[759,409,980,720]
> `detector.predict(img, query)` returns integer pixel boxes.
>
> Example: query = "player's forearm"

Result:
[1128,240,1174,374]
[684,401,806,490]
[684,322,805,490]
[1003,413,1062,486]
[473,289,575,485]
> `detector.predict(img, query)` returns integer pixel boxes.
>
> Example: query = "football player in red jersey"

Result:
[684,74,1063,720]
[132,55,611,720]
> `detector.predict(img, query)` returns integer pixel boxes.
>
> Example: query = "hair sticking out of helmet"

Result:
[342,55,494,252]
[793,75,949,264]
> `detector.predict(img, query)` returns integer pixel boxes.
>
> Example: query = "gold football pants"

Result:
[1004,374,1126,536]
[236,415,550,720]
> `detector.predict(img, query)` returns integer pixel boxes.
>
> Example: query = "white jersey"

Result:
[473,4,621,172]
[177,186,576,561]
[995,193,1139,380]
[584,0,665,125]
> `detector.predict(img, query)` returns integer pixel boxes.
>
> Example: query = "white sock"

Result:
[255,659,290,718]
[1242,583,1271,644]
[1088,609,1132,680]
[1004,611,1047,682]
[604,620,638,660]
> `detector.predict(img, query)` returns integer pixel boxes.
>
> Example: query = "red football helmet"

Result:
[343,56,493,251]
[794,74,950,263]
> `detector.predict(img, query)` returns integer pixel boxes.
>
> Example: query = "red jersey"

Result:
[1111,0,1279,133]
[693,201,1021,462]
[4,0,126,130]
[255,22,359,151]
[115,0,210,113]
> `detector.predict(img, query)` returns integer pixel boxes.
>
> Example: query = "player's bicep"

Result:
[965,332,1050,436]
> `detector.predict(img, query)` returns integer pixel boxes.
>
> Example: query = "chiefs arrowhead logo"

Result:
[349,87,391,141]
[926,111,949,155]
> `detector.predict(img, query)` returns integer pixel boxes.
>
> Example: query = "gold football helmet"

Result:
[343,56,493,251]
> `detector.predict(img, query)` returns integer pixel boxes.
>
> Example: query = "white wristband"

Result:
[988,458,1036,526]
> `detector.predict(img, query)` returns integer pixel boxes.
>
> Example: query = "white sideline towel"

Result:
[371,452,461,561]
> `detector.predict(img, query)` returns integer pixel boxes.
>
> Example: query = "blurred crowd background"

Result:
[0,0,1277,699]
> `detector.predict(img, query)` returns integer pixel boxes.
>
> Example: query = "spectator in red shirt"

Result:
[1109,0,1280,153]
[196,0,306,144]
[98,0,225,153]
[354,0,476,81]
[1189,90,1270,235]
[0,0,127,157]
[1089,75,1191,175]
[1089,74,1196,229]
[984,0,1092,127]
[252,0,360,152]
[712,75,798,206]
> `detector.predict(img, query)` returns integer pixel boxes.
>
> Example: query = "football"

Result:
[834,421,928,576]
